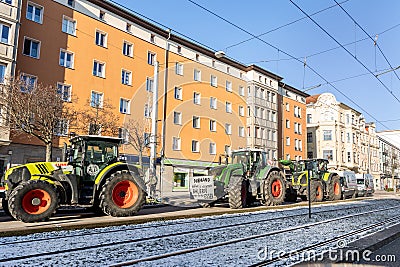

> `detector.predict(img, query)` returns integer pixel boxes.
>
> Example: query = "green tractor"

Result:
[190,149,286,209]
[1,135,146,222]
[280,158,341,202]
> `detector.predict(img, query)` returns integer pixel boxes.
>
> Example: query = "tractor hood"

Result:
[214,163,244,186]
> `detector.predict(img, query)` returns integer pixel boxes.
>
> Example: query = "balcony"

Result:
[0,1,18,21]
[0,43,12,60]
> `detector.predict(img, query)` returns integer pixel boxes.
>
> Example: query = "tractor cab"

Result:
[231,149,266,178]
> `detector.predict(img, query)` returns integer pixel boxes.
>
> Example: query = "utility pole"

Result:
[149,59,159,196]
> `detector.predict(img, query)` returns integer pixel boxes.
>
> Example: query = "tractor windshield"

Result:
[231,152,248,166]
[86,142,118,164]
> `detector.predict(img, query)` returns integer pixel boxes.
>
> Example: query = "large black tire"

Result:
[327,175,342,201]
[2,197,11,217]
[309,180,323,202]
[99,170,146,217]
[8,180,59,223]
[228,175,247,209]
[263,170,286,206]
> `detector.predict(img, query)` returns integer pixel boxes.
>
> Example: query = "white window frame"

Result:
[193,116,200,129]
[23,36,40,59]
[147,51,156,65]
[0,24,10,44]
[26,1,43,24]
[119,98,130,114]
[286,137,290,146]
[173,111,182,125]
[209,120,216,132]
[20,73,37,92]
[210,75,217,87]
[209,142,216,155]
[192,140,199,153]
[95,30,107,47]
[146,77,153,92]
[210,97,217,109]
[175,62,183,75]
[90,91,103,108]
[59,49,74,68]
[56,82,72,102]
[194,69,201,81]
[225,123,232,135]
[174,87,182,100]
[239,126,244,137]
[239,86,244,96]
[62,15,76,36]
[193,92,201,105]
[122,41,133,57]
[238,106,244,117]
[54,119,69,136]
[93,60,105,77]
[225,102,232,113]
[226,80,232,92]
[121,69,132,85]
[172,137,181,151]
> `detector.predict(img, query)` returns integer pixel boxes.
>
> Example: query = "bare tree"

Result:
[123,118,150,169]
[0,76,77,161]
[75,98,120,136]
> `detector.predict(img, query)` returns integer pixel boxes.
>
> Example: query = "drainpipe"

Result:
[10,0,22,77]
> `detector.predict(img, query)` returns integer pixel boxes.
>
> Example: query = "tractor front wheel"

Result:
[263,171,286,206]
[328,175,342,201]
[228,175,247,209]
[8,180,59,222]
[99,170,146,217]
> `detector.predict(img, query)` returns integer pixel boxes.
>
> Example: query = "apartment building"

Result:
[11,0,248,194]
[278,82,308,161]
[306,93,364,171]
[358,121,380,178]
[377,131,400,190]
[0,0,21,176]
[245,65,281,162]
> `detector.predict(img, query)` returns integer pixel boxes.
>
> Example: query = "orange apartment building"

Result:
[278,82,308,161]
[10,0,248,193]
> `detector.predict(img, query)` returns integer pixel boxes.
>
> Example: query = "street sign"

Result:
[189,176,214,200]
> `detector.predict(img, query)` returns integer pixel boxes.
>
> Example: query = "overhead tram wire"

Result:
[289,0,400,105]
[225,0,350,51]
[333,0,400,84]
[186,0,393,131]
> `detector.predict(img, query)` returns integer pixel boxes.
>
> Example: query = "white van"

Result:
[336,170,358,199]
[356,173,374,196]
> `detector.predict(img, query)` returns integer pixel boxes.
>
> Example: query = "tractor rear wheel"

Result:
[328,175,342,201]
[99,170,146,217]
[228,175,247,209]
[263,171,286,206]
[2,197,11,216]
[8,180,59,222]
[310,180,324,202]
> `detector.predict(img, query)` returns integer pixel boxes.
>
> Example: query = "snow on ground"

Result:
[1,199,399,266]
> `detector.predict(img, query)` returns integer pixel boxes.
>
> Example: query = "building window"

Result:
[20,73,37,92]
[99,10,105,20]
[191,140,199,152]
[226,102,232,113]
[26,2,43,24]
[239,126,245,137]
[95,30,107,47]
[347,133,350,143]
[126,23,132,32]
[225,145,231,155]
[23,37,40,58]
[323,150,333,161]
[121,69,132,85]
[118,128,129,144]
[210,97,217,109]
[175,62,183,75]
[238,106,244,116]
[209,119,216,132]
[119,98,130,114]
[62,16,76,35]
[271,111,276,122]
[67,0,75,7]
[307,132,313,143]
[0,64,5,83]
[286,137,290,146]
[194,69,201,81]
[147,51,155,65]
[286,103,290,111]
[90,91,103,108]
[226,80,232,92]
[150,34,155,43]
[93,61,105,77]
[210,75,217,87]
[209,143,216,155]
[307,152,313,159]
[286,120,290,128]
[193,116,200,129]
[54,119,69,136]
[123,41,133,57]
[173,111,181,125]
[59,49,73,68]
[347,152,351,162]
[239,86,244,96]
[177,46,182,53]
[0,24,9,44]
[323,130,332,141]
[307,114,312,124]
[174,87,182,100]
[225,123,232,135]
[172,137,181,151]
[193,92,201,105]
[146,77,153,92]
[57,83,71,102]
[144,104,150,118]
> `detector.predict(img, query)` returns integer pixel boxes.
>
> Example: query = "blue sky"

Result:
[113,0,400,132]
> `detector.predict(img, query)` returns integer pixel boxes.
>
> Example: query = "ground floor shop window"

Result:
[173,172,188,189]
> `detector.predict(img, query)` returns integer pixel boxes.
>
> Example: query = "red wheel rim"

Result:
[316,186,323,200]
[334,182,340,195]
[112,180,139,208]
[271,180,282,197]
[22,189,51,215]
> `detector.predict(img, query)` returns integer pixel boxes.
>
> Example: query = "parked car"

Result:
[336,171,358,199]
[356,173,374,196]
